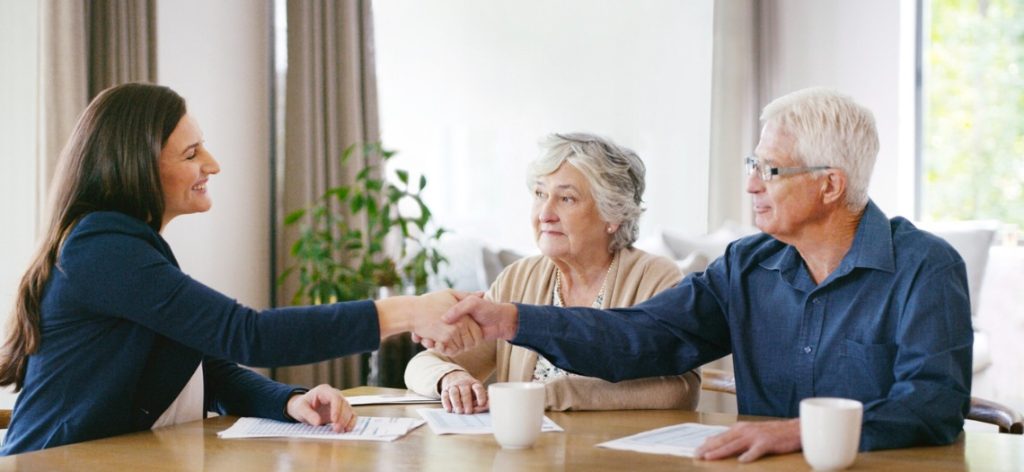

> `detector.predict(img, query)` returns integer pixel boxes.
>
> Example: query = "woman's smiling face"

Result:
[157,113,220,229]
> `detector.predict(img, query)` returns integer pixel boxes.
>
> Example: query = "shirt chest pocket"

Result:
[838,339,897,400]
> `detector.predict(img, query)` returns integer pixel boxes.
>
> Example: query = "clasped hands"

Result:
[403,290,519,357]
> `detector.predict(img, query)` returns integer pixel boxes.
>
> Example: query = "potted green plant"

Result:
[279,142,448,386]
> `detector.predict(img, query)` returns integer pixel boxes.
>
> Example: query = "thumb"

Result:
[441,299,468,324]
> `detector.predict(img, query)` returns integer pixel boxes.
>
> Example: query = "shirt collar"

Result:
[759,200,896,285]
[841,200,895,274]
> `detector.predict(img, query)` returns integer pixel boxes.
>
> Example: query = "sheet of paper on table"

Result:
[218,416,425,442]
[417,408,564,435]
[596,422,729,457]
[346,392,441,406]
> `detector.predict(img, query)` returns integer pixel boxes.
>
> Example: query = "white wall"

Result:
[157,0,272,309]
[0,0,39,314]
[374,0,715,254]
[761,0,913,218]
[0,0,40,408]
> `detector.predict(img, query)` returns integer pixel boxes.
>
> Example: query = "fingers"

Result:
[472,382,488,411]
[327,391,356,433]
[439,372,486,414]
[737,443,768,463]
[441,383,484,414]
[440,387,454,412]
[695,429,749,461]
[455,318,483,351]
[441,295,479,324]
[332,400,357,433]
[694,420,801,463]
[427,318,481,356]
[289,385,359,433]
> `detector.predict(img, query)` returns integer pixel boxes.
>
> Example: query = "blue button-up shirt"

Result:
[513,201,972,451]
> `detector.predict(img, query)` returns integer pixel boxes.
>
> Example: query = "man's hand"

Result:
[440,295,520,341]
[285,384,357,433]
[438,370,488,414]
[694,419,801,463]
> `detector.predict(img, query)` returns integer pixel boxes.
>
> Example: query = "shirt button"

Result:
[812,298,821,304]
[804,346,812,354]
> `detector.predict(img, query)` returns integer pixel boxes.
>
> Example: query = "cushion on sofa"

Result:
[917,221,999,318]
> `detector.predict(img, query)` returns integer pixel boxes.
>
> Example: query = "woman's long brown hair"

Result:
[0,83,185,390]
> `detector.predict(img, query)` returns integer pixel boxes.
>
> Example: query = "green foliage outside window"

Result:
[925,0,1024,227]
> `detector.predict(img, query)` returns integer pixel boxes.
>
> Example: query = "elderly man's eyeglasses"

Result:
[744,156,832,182]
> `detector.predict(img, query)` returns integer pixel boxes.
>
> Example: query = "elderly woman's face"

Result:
[531,163,615,262]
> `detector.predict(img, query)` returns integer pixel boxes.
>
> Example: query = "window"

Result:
[372,1,716,254]
[922,0,1024,238]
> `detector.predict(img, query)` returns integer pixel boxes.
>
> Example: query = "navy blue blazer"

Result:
[2,212,381,455]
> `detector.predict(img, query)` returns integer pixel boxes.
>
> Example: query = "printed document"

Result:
[417,408,564,435]
[346,392,440,406]
[596,422,728,457]
[218,416,424,442]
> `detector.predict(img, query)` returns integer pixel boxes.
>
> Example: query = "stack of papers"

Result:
[346,392,440,406]
[218,416,425,442]
[596,422,728,457]
[417,408,564,435]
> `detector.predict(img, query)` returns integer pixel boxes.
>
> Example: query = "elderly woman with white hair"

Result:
[404,133,700,413]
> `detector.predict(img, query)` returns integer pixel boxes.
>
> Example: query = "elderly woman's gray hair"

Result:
[527,132,646,252]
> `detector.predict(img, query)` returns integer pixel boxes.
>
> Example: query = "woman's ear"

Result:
[606,223,620,234]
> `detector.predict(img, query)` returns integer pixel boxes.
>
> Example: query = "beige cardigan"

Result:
[404,247,701,411]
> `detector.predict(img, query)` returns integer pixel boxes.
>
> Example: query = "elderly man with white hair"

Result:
[434,88,973,462]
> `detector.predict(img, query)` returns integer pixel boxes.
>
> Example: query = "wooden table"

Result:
[0,387,1021,471]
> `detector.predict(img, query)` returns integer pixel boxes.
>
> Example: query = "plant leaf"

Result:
[341,143,357,163]
[284,209,306,225]
[395,169,409,185]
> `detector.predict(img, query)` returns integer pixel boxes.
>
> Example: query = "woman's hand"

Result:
[285,384,357,433]
[439,370,488,414]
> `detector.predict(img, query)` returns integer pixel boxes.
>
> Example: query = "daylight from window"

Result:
[924,0,1024,230]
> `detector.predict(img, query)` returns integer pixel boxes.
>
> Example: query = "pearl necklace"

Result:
[553,252,618,308]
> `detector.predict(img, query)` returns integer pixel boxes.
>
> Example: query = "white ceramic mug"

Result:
[488,382,545,449]
[800,397,863,470]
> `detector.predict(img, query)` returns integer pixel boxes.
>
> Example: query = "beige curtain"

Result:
[274,0,382,389]
[707,0,761,231]
[701,0,765,415]
[37,0,156,220]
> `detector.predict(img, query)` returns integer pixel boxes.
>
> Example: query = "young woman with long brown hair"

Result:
[0,83,477,455]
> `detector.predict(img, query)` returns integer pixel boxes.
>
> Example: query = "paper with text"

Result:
[596,422,729,457]
[417,408,564,435]
[217,416,424,442]
[347,392,440,406]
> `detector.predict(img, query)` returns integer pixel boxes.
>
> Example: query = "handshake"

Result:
[375,290,519,356]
